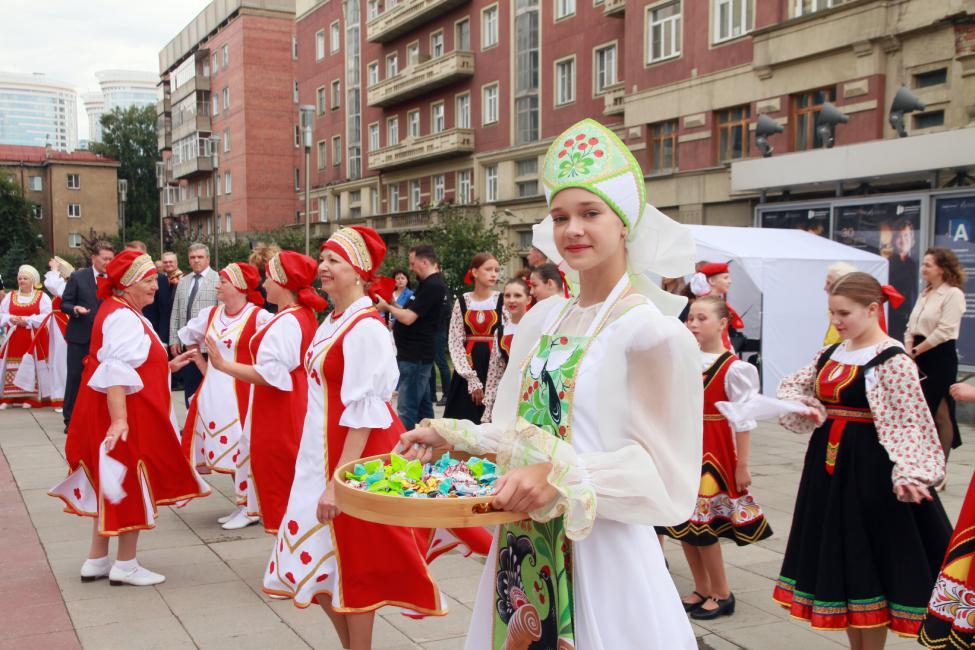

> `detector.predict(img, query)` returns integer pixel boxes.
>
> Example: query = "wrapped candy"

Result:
[344,452,498,498]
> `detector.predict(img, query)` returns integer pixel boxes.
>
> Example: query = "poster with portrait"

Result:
[758,205,831,237]
[933,194,975,367]
[832,199,922,342]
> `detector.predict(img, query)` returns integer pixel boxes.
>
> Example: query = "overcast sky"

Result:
[0,0,210,140]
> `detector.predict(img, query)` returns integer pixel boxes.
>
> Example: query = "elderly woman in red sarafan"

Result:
[49,250,210,587]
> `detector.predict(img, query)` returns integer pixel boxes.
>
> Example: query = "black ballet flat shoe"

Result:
[690,593,735,620]
[681,591,707,613]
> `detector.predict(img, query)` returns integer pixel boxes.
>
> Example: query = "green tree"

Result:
[0,172,43,288]
[90,105,159,232]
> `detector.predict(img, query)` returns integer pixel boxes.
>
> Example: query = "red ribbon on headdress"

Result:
[367,276,396,304]
[881,284,905,309]
[557,268,571,298]
[464,269,474,285]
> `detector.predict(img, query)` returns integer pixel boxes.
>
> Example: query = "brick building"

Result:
[156,0,298,240]
[0,144,120,257]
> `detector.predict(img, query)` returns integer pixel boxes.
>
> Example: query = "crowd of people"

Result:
[0,117,973,650]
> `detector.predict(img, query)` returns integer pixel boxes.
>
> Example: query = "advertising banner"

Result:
[933,194,975,367]
[758,205,831,237]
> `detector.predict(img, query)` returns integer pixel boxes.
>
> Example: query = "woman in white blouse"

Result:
[904,247,967,463]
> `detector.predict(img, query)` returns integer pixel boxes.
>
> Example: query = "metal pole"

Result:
[120,199,125,243]
[213,172,220,269]
[304,148,311,256]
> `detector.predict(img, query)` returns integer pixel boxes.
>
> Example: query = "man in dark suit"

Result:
[141,251,180,345]
[60,241,115,429]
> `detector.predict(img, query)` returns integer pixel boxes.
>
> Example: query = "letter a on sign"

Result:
[951,220,971,243]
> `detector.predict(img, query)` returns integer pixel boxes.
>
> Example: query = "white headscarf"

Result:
[18,264,41,290]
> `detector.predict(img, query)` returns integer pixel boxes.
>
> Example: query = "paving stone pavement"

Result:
[1,399,971,649]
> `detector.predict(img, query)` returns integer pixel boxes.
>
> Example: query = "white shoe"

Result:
[21,403,31,409]
[80,556,111,582]
[217,506,243,524]
[221,509,260,530]
[0,403,7,410]
[109,563,166,586]
[54,407,63,413]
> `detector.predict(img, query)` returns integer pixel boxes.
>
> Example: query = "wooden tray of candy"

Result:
[334,451,527,528]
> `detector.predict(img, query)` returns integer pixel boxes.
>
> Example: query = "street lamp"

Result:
[815,102,848,149]
[209,134,221,268]
[300,104,315,256]
[117,179,128,243]
[755,114,784,158]
[889,86,926,138]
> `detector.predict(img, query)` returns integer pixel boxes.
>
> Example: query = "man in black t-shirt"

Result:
[429,263,452,406]
[376,244,446,430]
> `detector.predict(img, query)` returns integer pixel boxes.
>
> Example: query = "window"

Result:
[224,171,231,195]
[556,0,576,19]
[457,170,472,203]
[386,53,398,77]
[915,68,948,88]
[212,52,219,74]
[316,30,326,60]
[456,93,471,129]
[515,158,537,176]
[793,87,836,150]
[367,62,379,86]
[519,231,534,249]
[330,21,340,53]
[215,173,222,196]
[318,197,328,223]
[222,44,228,67]
[647,2,681,62]
[294,168,300,191]
[714,0,754,43]
[67,173,80,189]
[431,31,444,58]
[213,95,220,116]
[389,184,400,210]
[317,86,326,114]
[514,1,540,145]
[292,35,298,60]
[294,124,301,148]
[331,80,341,109]
[482,5,499,49]
[407,42,420,66]
[349,190,361,205]
[795,0,842,16]
[332,136,342,165]
[409,179,421,209]
[431,102,445,133]
[484,165,498,202]
[650,120,678,171]
[371,189,379,215]
[368,123,380,151]
[317,140,327,169]
[223,129,230,152]
[225,213,232,232]
[914,110,945,130]
[28,176,42,191]
[68,203,81,218]
[387,117,399,145]
[432,174,445,202]
[456,18,471,51]
[293,80,299,103]
[222,87,230,110]
[367,0,381,19]
[716,105,750,162]
[334,194,341,220]
[483,83,499,124]
[594,44,617,93]
[555,57,575,105]
[517,180,539,197]
[68,233,82,248]
[407,110,420,137]
[31,204,42,219]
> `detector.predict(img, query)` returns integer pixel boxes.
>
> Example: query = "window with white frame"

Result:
[555,57,575,105]
[332,136,342,165]
[68,233,82,248]
[556,0,575,19]
[432,174,445,202]
[367,0,380,19]
[389,184,400,211]
[212,52,219,74]
[292,35,298,60]
[388,117,399,145]
[386,53,398,77]
[456,18,471,51]
[31,205,42,219]
[317,86,326,114]
[222,44,228,66]
[457,169,472,203]
[367,62,379,86]
[456,93,470,128]
[317,140,327,169]
[407,42,420,66]
[222,87,230,109]
[213,95,220,116]
[295,168,300,190]
[368,123,380,151]
[431,102,445,133]
[483,83,499,124]
[330,80,341,109]
[408,110,420,137]
[647,1,681,62]
[330,21,340,53]
[316,30,326,60]
[223,129,230,152]
[431,31,444,58]
[370,189,379,214]
[409,179,421,209]
[29,176,42,191]
[318,197,328,223]
[293,80,299,103]
[294,124,300,147]
[224,171,231,194]
[215,173,222,196]
[484,165,498,202]
[225,212,232,232]
[67,173,80,189]
[482,5,499,49]
[795,0,842,16]
[68,203,81,218]
[594,44,617,93]
[714,0,754,43]
[334,194,341,219]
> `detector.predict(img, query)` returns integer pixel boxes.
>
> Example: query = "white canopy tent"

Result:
[684,225,889,395]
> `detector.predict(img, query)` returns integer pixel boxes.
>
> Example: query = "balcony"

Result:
[172,155,213,180]
[366,0,470,43]
[602,83,625,116]
[172,195,214,216]
[368,128,474,171]
[603,0,625,16]
[172,114,211,142]
[305,205,481,238]
[368,51,474,107]
[156,94,171,116]
[156,117,172,150]
[171,73,210,104]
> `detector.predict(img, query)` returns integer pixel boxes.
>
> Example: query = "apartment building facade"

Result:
[0,144,120,256]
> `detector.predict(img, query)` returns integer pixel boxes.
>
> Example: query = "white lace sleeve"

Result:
[777,347,830,433]
[722,360,761,432]
[339,317,397,429]
[88,309,151,394]
[252,314,301,391]
[44,271,66,298]
[0,294,10,329]
[177,306,213,346]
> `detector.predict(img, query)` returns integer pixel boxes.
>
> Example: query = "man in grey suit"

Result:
[169,243,218,406]
[61,241,115,429]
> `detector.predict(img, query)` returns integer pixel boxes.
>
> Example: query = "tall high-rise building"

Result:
[0,72,79,151]
[83,70,158,143]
